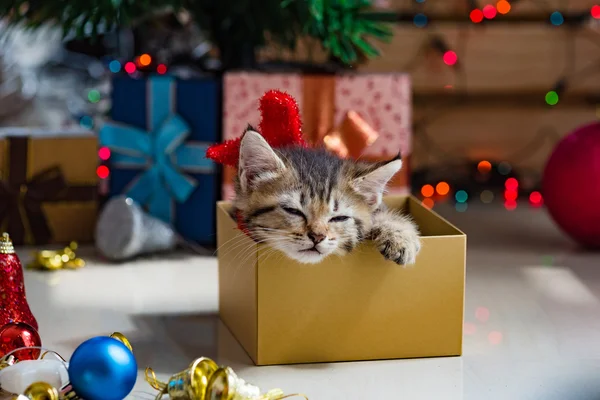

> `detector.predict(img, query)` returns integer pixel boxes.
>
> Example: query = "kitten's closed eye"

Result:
[282,207,306,219]
[329,216,350,223]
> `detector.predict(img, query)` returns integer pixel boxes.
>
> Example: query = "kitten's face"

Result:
[234,130,402,264]
[240,182,369,264]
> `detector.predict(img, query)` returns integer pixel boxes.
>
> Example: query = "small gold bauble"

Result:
[22,382,60,400]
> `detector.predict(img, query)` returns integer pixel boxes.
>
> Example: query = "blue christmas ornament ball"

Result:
[68,336,137,400]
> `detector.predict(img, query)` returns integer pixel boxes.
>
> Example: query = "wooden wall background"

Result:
[260,0,600,178]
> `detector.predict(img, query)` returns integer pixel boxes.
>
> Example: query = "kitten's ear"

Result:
[239,130,286,191]
[352,157,403,208]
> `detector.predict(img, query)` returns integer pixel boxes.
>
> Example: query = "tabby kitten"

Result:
[233,130,421,265]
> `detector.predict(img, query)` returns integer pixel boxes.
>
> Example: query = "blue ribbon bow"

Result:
[99,76,214,223]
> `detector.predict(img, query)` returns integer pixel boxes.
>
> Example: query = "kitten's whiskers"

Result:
[213,234,249,256]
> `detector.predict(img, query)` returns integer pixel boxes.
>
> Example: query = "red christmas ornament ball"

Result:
[542,121,600,248]
[0,322,42,360]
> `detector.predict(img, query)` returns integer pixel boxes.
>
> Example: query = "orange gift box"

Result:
[222,72,412,200]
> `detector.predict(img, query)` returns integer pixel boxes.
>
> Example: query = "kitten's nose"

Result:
[308,232,326,245]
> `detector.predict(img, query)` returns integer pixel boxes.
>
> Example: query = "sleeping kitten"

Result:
[233,130,421,265]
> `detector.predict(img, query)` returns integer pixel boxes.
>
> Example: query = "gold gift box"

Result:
[0,132,98,245]
[217,195,466,365]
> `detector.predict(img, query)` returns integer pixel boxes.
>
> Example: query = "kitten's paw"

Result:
[374,228,421,266]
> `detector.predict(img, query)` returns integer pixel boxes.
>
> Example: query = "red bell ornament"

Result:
[0,233,38,332]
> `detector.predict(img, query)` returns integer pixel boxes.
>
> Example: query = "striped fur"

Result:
[234,131,421,265]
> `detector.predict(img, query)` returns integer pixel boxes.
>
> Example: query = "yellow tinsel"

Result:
[145,357,307,400]
[26,242,84,271]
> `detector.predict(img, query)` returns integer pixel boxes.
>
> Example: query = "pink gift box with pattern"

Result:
[222,72,412,200]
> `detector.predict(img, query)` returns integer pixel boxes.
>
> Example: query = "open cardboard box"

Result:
[217,195,466,365]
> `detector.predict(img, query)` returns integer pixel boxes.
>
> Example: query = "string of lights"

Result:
[106,54,169,77]
[391,3,600,108]
[77,52,170,132]
[390,1,600,24]
[402,0,599,212]
[412,125,557,212]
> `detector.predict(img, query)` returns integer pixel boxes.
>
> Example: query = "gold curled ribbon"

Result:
[109,332,133,353]
[146,357,308,400]
[145,367,167,392]
[59,385,79,400]
[321,111,379,159]
[40,350,67,362]
[146,357,219,400]
[256,388,309,400]
[0,355,15,370]
[26,242,85,271]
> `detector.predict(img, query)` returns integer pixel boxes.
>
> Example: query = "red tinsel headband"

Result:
[205,90,307,167]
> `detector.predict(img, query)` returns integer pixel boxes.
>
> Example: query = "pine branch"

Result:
[285,0,395,65]
[0,0,394,66]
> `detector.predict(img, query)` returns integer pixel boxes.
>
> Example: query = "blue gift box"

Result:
[100,75,220,245]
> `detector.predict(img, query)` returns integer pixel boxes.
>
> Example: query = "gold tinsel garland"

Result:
[4,333,306,400]
[145,357,307,400]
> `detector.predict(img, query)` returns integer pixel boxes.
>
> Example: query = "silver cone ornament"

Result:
[95,196,178,261]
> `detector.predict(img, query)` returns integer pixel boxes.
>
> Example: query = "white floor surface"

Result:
[10,202,600,400]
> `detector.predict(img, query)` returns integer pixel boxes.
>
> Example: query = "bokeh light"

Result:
[592,5,600,19]
[464,322,477,335]
[505,177,519,191]
[477,160,492,173]
[542,255,554,266]
[550,11,564,26]
[455,202,468,212]
[488,331,503,345]
[79,115,93,129]
[124,62,136,74]
[497,161,512,175]
[87,89,101,103]
[98,147,111,161]
[421,184,435,197]
[480,190,494,203]
[157,64,168,74]
[422,198,434,209]
[529,191,543,207]
[455,190,468,203]
[96,165,110,179]
[139,54,152,66]
[504,199,517,210]
[545,91,559,106]
[504,189,518,201]
[483,4,497,19]
[470,9,484,23]
[413,13,428,28]
[496,0,511,14]
[475,306,490,322]
[436,181,450,195]
[443,51,458,66]
[108,60,121,73]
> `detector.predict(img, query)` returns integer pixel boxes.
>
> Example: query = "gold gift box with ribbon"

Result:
[0,131,98,245]
[217,195,466,365]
